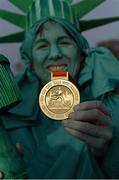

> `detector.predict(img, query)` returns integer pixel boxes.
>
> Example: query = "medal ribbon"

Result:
[52,71,78,88]
[52,71,67,77]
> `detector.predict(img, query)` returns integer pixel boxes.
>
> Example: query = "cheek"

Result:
[65,46,79,59]
[69,50,80,65]
[32,52,42,64]
[33,64,47,81]
[32,53,42,73]
[32,48,49,63]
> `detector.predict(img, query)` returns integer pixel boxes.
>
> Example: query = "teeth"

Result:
[48,65,67,71]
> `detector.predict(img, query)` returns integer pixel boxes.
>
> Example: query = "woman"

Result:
[1,1,119,179]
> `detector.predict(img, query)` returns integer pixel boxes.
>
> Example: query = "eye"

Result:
[38,44,49,50]
[60,41,70,45]
[59,41,71,46]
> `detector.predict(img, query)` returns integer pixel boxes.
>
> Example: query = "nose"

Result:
[48,44,63,61]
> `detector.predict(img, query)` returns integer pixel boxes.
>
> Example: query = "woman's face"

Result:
[32,21,80,84]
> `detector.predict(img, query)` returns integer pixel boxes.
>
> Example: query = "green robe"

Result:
[1,64,119,179]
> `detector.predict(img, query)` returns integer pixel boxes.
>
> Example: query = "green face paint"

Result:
[32,21,80,84]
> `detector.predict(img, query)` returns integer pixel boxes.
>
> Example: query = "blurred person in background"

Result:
[97,39,119,60]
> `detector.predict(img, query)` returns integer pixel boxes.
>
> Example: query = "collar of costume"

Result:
[8,67,41,116]
[1,67,42,129]
[79,47,119,100]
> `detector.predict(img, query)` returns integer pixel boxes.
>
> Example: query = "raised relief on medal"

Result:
[46,85,74,114]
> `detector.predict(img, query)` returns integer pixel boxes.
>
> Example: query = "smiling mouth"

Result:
[47,64,67,71]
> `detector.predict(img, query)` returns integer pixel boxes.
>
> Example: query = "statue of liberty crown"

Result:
[0,0,119,43]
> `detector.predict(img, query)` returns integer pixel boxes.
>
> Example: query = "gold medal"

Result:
[39,72,80,120]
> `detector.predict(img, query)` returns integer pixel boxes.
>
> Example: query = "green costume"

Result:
[1,18,119,178]
[1,0,119,179]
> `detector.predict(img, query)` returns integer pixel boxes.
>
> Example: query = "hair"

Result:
[36,20,79,46]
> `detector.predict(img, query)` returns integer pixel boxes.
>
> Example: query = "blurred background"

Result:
[0,0,119,74]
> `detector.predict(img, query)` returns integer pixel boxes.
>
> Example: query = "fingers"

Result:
[63,120,112,139]
[64,101,113,157]
[68,109,112,127]
[73,100,111,117]
[65,127,106,150]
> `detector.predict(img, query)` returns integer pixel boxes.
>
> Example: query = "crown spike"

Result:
[72,0,105,19]
[0,9,25,28]
[8,0,33,13]
[80,17,119,31]
[0,31,24,43]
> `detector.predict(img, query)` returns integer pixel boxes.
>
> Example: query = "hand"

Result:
[63,101,113,158]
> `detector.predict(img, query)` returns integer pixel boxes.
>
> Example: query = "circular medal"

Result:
[39,72,80,120]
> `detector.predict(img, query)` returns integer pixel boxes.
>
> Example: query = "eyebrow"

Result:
[34,35,72,46]
[58,36,72,41]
